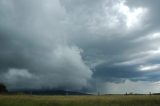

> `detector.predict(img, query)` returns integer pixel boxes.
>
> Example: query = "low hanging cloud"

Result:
[0,0,160,93]
[0,0,92,90]
[1,46,92,90]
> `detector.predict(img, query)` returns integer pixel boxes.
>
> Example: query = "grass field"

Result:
[0,95,160,106]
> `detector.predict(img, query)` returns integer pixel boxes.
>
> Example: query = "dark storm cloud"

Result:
[0,0,160,93]
[93,64,141,82]
[60,0,160,87]
[0,0,92,90]
[93,63,160,83]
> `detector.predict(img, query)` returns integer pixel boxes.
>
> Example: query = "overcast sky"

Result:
[0,0,160,94]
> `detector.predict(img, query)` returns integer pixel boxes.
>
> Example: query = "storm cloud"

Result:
[0,0,160,93]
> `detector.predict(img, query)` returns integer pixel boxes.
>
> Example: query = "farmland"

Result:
[0,95,160,106]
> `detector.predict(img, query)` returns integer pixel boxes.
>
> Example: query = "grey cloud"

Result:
[0,0,92,90]
[0,0,160,93]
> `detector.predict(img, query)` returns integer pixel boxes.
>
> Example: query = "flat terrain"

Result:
[0,95,160,106]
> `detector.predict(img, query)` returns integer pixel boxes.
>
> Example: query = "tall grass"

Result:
[0,95,160,106]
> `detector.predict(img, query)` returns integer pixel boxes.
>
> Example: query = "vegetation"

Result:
[0,95,160,106]
[0,83,7,93]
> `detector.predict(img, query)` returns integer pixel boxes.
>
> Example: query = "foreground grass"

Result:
[0,95,160,106]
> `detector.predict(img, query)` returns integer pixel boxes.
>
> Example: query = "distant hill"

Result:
[9,89,91,95]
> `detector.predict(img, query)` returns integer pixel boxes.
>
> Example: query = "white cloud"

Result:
[4,68,33,79]
[138,64,160,72]
[115,47,160,66]
[134,32,160,42]
[114,0,147,28]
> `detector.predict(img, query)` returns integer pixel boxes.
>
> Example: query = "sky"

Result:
[0,0,160,94]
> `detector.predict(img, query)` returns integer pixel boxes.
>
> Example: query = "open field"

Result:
[0,95,160,106]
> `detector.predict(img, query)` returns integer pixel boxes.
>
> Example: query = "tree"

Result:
[0,83,8,93]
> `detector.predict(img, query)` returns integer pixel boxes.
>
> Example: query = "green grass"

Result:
[0,95,160,106]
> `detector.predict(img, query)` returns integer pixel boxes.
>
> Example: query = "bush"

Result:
[0,83,8,93]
